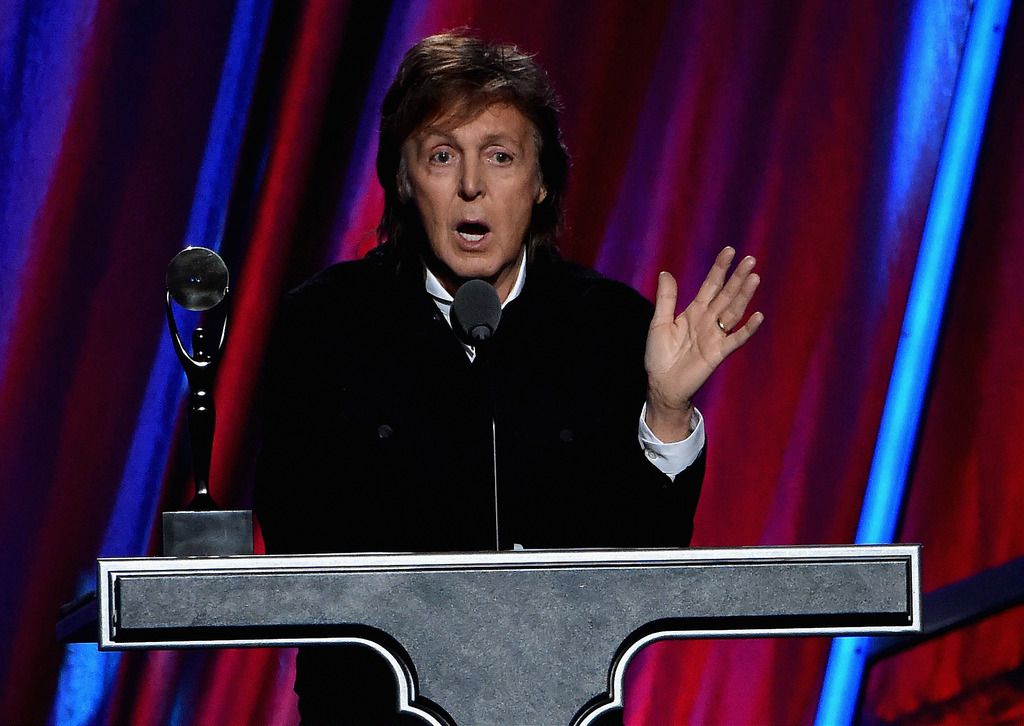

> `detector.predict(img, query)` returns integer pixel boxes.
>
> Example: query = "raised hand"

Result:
[644,247,763,441]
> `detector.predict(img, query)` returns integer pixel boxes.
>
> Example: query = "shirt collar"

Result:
[424,247,528,310]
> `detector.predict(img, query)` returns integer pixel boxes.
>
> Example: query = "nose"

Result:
[458,157,484,201]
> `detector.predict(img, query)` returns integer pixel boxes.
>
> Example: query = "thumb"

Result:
[651,271,678,327]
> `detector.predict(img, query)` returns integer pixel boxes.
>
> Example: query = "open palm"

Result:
[644,247,763,440]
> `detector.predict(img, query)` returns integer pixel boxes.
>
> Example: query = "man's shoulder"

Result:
[285,246,398,305]
[270,247,410,342]
[533,250,654,320]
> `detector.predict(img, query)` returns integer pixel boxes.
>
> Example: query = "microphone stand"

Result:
[453,279,504,550]
[491,416,500,551]
[468,340,502,552]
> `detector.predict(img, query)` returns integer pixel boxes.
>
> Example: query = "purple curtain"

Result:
[1,1,1021,724]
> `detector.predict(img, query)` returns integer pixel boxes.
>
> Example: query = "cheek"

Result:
[515,182,541,220]
[412,175,459,226]
[411,188,445,227]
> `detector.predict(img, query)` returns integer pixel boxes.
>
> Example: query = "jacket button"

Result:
[559,428,574,443]
[377,424,394,440]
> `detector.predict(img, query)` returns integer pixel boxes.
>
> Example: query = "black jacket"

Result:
[255,244,703,556]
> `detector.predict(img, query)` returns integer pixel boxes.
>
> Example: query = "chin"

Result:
[440,253,504,282]
[454,262,503,282]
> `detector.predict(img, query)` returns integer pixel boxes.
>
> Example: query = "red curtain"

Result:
[863,6,1024,723]
[2,1,1022,724]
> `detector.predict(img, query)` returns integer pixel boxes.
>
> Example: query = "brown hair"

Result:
[376,32,569,257]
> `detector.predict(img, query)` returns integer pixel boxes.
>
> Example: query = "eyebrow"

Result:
[479,133,520,150]
[416,128,522,151]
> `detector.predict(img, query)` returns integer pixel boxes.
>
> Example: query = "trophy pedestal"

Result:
[162,510,253,556]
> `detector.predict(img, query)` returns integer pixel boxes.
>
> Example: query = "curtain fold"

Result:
[1,1,1020,724]
[863,4,1024,723]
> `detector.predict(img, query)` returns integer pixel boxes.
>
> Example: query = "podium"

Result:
[83,544,920,725]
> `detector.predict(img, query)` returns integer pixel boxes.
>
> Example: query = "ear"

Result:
[535,183,548,204]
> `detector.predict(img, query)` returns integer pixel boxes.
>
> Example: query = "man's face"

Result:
[401,103,547,301]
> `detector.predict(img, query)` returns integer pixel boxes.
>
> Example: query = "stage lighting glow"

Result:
[48,1,274,724]
[815,0,1011,723]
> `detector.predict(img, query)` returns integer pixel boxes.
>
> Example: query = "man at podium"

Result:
[256,31,762,724]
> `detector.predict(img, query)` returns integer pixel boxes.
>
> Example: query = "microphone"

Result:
[452,279,502,343]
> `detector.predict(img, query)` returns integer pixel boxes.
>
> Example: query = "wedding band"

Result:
[716,318,727,333]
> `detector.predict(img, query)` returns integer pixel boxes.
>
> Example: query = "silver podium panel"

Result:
[98,545,920,725]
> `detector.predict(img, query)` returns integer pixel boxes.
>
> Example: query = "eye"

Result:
[491,150,513,165]
[429,149,454,164]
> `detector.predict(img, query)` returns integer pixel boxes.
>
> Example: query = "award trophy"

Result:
[162,247,252,556]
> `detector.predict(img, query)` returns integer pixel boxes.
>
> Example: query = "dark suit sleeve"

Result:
[254,284,346,555]
[601,280,704,547]
[499,273,704,549]
[619,291,705,547]
[254,291,303,554]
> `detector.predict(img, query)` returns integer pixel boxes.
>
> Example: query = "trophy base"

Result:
[162,510,253,557]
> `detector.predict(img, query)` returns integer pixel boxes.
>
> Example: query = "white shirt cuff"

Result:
[638,403,705,480]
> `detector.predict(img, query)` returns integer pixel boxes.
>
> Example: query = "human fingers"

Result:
[692,247,736,307]
[651,271,679,327]
[708,254,757,317]
[722,310,765,356]
[716,272,760,332]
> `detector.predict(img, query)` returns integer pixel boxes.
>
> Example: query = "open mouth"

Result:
[456,221,490,242]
